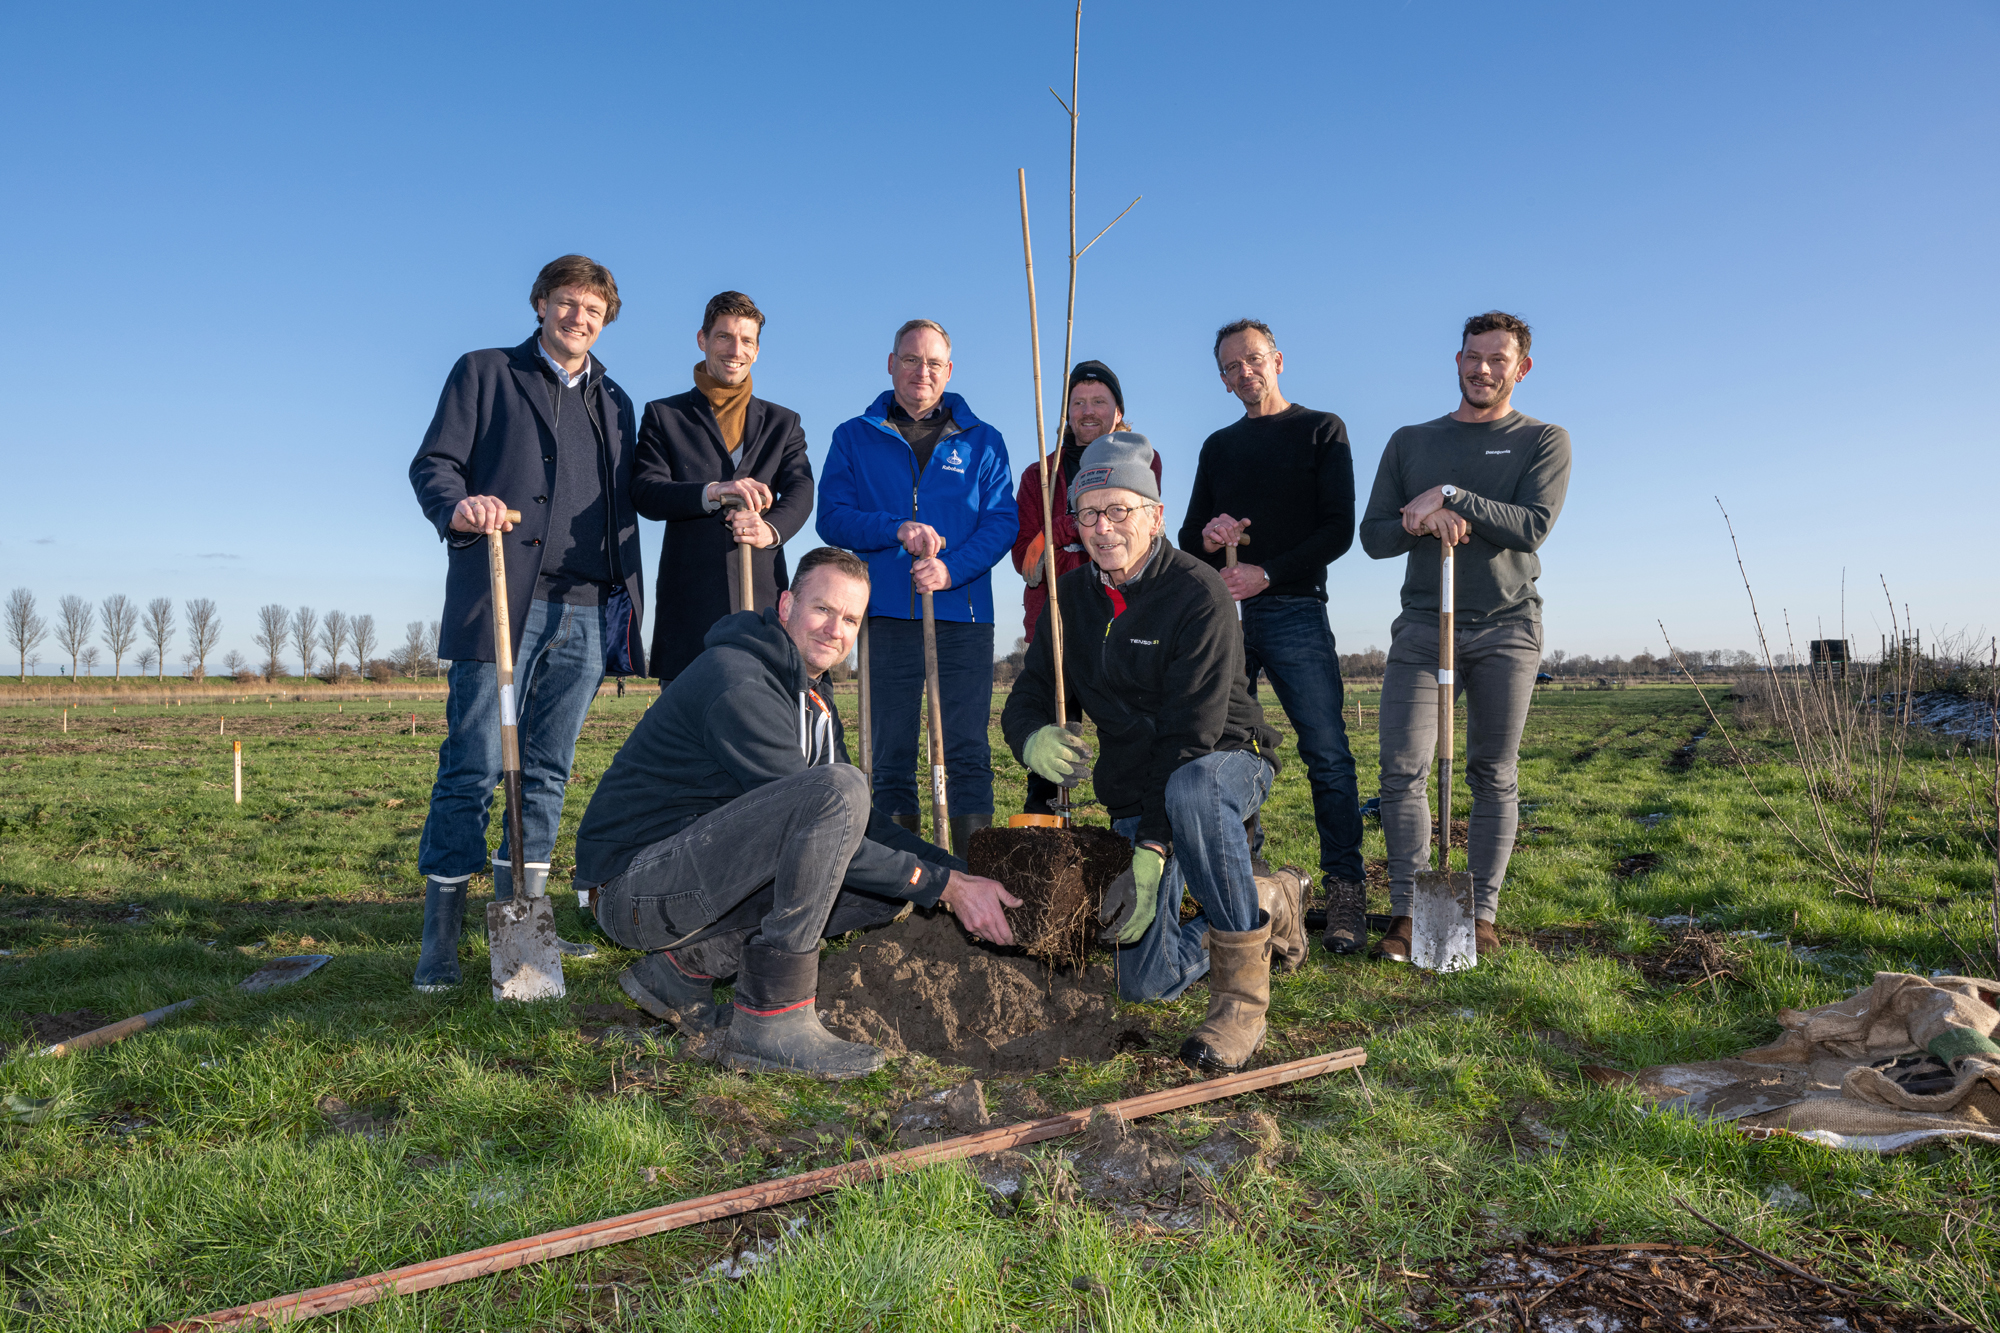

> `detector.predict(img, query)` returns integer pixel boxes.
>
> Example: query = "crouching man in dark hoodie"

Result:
[1001,433,1307,1076]
[573,546,1021,1080]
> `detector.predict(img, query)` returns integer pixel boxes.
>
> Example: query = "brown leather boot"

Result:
[1475,920,1500,957]
[1257,866,1310,972]
[1178,918,1273,1075]
[1372,915,1414,962]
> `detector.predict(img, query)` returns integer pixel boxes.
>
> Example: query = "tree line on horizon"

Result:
[3,587,452,685]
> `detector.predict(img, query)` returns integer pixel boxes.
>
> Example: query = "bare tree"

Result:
[292,606,319,679]
[399,621,427,679]
[143,597,176,681]
[81,645,102,675]
[56,596,95,678]
[425,620,443,677]
[222,648,246,677]
[184,598,221,682]
[100,594,139,681]
[351,614,378,675]
[6,588,48,681]
[320,610,349,680]
[254,604,289,680]
[136,647,157,676]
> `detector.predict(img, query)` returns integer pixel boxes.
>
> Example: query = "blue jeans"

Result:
[418,599,605,877]
[1240,595,1364,884]
[863,617,994,818]
[1111,749,1273,1003]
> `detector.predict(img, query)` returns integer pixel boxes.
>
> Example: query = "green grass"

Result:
[0,686,1995,1329]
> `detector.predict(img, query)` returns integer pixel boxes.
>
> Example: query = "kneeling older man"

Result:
[1001,432,1306,1075]
[574,546,1020,1080]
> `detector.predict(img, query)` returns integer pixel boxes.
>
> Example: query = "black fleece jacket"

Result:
[1002,541,1282,848]
[574,608,963,898]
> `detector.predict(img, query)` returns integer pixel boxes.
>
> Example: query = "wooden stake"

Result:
[856,618,872,779]
[1017,169,1067,727]
[145,1047,1366,1331]
[233,741,242,804]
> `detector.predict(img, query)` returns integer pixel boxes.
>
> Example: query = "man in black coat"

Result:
[632,291,815,681]
[575,547,1019,1079]
[406,254,647,990]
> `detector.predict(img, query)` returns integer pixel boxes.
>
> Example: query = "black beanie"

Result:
[1067,360,1123,414]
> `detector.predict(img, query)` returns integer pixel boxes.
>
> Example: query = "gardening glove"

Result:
[1102,846,1166,945]
[1022,723,1092,787]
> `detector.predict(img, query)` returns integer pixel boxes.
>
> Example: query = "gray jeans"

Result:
[1378,615,1540,922]
[591,766,876,959]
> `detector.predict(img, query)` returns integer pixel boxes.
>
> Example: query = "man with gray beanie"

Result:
[1003,431,1306,1076]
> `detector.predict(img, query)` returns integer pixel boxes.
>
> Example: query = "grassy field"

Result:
[0,683,1996,1330]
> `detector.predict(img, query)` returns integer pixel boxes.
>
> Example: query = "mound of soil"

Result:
[816,907,1148,1074]
[966,825,1131,968]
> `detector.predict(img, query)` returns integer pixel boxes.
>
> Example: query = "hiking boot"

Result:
[620,950,724,1035]
[494,858,597,958]
[1258,866,1310,972]
[1372,915,1414,963]
[718,938,884,1081]
[949,813,992,859]
[412,874,469,990]
[1320,878,1367,956]
[1178,916,1273,1076]
[1475,920,1500,958]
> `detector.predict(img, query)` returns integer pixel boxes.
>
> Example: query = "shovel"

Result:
[921,586,950,854]
[1408,537,1477,972]
[718,493,768,615]
[36,953,333,1057]
[484,508,565,1003]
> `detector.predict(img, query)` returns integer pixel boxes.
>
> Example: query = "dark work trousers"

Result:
[591,766,890,960]
[863,616,995,819]
[1377,614,1540,922]
[1023,692,1085,815]
[1240,594,1364,885]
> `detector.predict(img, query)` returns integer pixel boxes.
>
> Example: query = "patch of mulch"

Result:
[316,1095,401,1140]
[13,1009,111,1046]
[815,907,1149,1074]
[1394,1238,1970,1332]
[1666,726,1709,771]
[1612,851,1661,878]
[966,825,1130,969]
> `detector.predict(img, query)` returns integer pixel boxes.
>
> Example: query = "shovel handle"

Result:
[1437,541,1456,869]
[718,495,766,614]
[1222,531,1250,569]
[38,998,198,1057]
[921,588,950,854]
[488,520,525,888]
[856,617,872,778]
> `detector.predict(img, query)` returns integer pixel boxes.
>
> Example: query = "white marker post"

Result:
[233,740,243,804]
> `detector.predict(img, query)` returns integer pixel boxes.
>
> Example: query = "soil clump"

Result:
[13,1009,111,1047]
[966,825,1131,967]
[816,906,1146,1074]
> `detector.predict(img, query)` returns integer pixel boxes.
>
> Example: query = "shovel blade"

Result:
[487,897,566,1002]
[1409,872,1477,972]
[236,954,332,993]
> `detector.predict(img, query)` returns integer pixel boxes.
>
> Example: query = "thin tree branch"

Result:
[1073,195,1141,259]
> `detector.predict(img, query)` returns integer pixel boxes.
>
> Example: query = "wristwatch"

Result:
[1440,484,1458,502]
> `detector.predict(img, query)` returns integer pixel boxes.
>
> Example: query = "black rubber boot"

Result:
[412,875,469,990]
[1320,878,1367,956]
[890,813,923,837]
[719,939,884,1080]
[949,813,992,858]
[1023,772,1058,816]
[620,949,725,1034]
[494,858,597,958]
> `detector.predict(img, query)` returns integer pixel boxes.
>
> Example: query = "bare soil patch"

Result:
[816,907,1147,1074]
[13,1009,111,1046]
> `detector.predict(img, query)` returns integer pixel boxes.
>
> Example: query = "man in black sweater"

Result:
[574,547,1019,1080]
[1178,319,1366,955]
[1004,433,1306,1076]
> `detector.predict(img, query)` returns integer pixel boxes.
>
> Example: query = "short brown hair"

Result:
[702,290,765,336]
[792,546,870,597]
[530,255,621,325]
[1213,318,1275,364]
[1461,311,1531,357]
[892,319,951,356]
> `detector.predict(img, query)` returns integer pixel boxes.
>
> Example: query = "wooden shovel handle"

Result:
[39,998,198,1057]
[921,588,950,854]
[718,496,765,613]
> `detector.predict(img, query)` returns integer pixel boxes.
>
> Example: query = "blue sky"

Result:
[3,2,1993,674]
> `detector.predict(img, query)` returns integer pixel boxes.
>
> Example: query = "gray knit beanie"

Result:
[1071,431,1159,504]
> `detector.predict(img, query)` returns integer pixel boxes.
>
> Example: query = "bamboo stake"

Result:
[1017,169,1067,727]
[146,1048,1366,1331]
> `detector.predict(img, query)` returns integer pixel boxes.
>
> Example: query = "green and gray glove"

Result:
[1100,845,1166,944]
[1022,724,1093,787]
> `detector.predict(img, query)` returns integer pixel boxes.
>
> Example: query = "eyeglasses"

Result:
[1074,502,1156,527]
[1221,352,1274,376]
[897,355,949,374]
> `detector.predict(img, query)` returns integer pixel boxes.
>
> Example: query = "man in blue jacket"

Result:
[816,320,1017,850]
[406,254,646,989]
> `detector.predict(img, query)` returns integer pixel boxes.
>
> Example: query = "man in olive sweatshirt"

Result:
[1359,311,1570,963]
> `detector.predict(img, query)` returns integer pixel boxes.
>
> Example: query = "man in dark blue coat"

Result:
[406,254,647,989]
[632,290,814,681]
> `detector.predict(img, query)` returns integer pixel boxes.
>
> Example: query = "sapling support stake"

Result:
[145,1047,1367,1330]
[233,741,242,804]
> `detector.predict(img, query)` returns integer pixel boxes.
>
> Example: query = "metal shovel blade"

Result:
[1409,871,1477,972]
[488,897,566,1002]
[238,954,332,993]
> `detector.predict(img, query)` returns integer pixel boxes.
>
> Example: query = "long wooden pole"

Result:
[856,618,872,779]
[489,510,526,892]
[146,1048,1366,1331]
[921,588,950,853]
[1017,170,1066,727]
